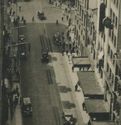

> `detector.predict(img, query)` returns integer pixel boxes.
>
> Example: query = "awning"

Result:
[72,57,93,70]
[85,99,110,121]
[85,99,108,113]
[78,72,103,98]
[92,121,114,125]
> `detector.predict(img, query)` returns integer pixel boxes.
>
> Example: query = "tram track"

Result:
[40,35,53,52]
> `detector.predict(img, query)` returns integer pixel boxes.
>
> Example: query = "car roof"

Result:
[23,97,31,104]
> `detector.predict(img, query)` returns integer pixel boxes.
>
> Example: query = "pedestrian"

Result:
[19,6,21,12]
[32,16,34,22]
[17,16,20,22]
[82,102,86,110]
[9,8,12,15]
[61,16,64,21]
[12,11,15,16]
[65,8,67,13]
[88,120,91,125]
[23,19,26,25]
[66,15,69,20]
[62,48,64,56]
[66,50,68,55]
[56,20,59,25]
[15,85,19,97]
[75,84,78,91]
[76,49,79,55]
[28,43,31,52]
[14,95,18,107]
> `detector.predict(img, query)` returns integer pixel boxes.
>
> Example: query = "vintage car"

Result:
[21,97,32,116]
[41,49,49,63]
[37,11,46,20]
[19,35,25,42]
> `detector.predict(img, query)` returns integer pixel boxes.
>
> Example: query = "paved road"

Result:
[16,0,85,125]
[19,0,66,124]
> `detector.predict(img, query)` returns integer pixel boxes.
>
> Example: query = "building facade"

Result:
[75,0,97,57]
[74,0,121,123]
[96,0,121,123]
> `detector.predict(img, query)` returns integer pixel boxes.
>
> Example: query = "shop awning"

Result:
[85,99,110,121]
[85,99,108,113]
[78,72,103,98]
[92,121,114,125]
[72,56,93,71]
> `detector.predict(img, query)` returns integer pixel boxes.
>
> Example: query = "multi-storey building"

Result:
[75,0,97,57]
[75,0,121,123]
[96,0,121,123]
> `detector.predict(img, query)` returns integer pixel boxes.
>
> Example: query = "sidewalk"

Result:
[51,52,90,125]
[63,54,90,124]
[10,82,22,125]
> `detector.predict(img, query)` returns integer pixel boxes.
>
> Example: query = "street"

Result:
[7,0,87,124]
[20,23,66,125]
[19,0,67,124]
[1,0,120,125]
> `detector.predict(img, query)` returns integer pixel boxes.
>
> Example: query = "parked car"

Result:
[41,49,49,63]
[19,35,25,42]
[19,44,27,60]
[37,11,46,20]
[21,97,32,116]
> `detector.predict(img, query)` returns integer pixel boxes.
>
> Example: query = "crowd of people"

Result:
[53,30,79,57]
[7,1,26,27]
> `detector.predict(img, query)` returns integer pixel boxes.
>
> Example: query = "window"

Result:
[108,45,110,55]
[109,68,112,78]
[111,74,114,84]
[111,30,114,43]
[82,10,84,20]
[115,16,117,28]
[110,8,112,18]
[110,50,113,59]
[113,12,115,23]
[114,35,117,47]
[80,5,82,16]
[116,0,119,8]
[87,0,89,9]
[77,20,79,24]
[107,63,109,72]
[103,34,105,42]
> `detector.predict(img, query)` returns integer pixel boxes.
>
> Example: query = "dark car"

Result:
[19,44,27,60]
[41,49,49,63]
[21,97,32,116]
[37,11,46,20]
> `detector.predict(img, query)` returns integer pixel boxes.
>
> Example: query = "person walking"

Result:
[23,19,26,25]
[28,43,31,53]
[66,15,69,20]
[88,120,91,125]
[32,16,34,22]
[19,6,21,12]
[75,83,78,91]
[61,16,64,21]
[21,16,24,22]
[56,20,59,25]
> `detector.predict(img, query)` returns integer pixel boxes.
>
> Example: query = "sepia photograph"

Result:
[0,0,120,125]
